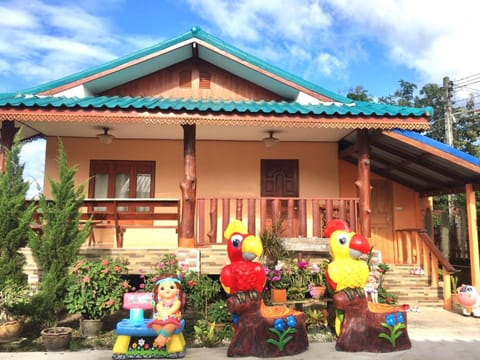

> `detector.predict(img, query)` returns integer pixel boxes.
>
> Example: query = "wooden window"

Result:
[179,70,192,88]
[89,160,155,210]
[199,71,211,89]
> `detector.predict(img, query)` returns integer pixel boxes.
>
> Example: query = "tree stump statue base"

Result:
[226,291,309,357]
[334,288,411,352]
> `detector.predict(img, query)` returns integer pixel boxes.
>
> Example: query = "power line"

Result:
[453,73,480,84]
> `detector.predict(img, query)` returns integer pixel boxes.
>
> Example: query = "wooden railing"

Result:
[80,198,180,248]
[395,228,456,310]
[196,197,359,245]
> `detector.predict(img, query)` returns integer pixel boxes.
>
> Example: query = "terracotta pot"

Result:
[81,319,103,337]
[0,319,24,343]
[270,288,287,303]
[310,286,326,299]
[41,326,72,351]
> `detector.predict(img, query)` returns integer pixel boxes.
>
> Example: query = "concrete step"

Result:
[380,264,444,307]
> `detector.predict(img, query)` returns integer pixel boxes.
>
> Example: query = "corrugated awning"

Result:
[340,129,480,196]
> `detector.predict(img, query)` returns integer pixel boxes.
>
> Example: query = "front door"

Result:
[261,159,299,232]
[261,159,299,197]
[370,179,395,263]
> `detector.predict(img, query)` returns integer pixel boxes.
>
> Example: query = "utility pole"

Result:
[443,76,454,146]
[443,76,455,259]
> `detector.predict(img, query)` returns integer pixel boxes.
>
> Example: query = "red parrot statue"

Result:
[220,220,266,295]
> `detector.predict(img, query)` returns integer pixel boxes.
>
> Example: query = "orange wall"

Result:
[338,160,420,230]
[44,138,339,198]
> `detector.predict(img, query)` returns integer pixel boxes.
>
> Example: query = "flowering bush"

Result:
[64,257,130,320]
[265,259,329,300]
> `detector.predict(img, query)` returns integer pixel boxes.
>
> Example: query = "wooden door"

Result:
[370,179,395,263]
[261,160,299,232]
[261,159,299,197]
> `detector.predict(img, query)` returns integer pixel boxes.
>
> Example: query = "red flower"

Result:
[188,280,197,287]
[101,259,109,266]
[102,268,109,274]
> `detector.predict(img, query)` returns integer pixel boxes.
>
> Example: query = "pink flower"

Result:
[122,280,129,289]
[114,266,122,273]
[82,276,90,283]
[139,283,145,289]
[101,259,109,266]
[102,268,109,274]
[297,261,309,270]
[104,299,114,307]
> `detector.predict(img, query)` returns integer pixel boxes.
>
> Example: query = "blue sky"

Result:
[1,0,479,196]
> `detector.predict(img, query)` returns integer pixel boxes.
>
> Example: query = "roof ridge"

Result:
[16,26,353,104]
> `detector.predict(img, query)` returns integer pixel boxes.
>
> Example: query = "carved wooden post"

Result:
[355,129,371,237]
[179,124,196,247]
[0,120,18,173]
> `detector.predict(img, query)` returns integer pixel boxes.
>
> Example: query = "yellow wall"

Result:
[45,137,339,198]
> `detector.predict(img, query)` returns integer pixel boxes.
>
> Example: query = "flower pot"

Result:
[41,327,72,351]
[270,288,287,303]
[309,286,326,299]
[0,319,24,343]
[81,319,103,337]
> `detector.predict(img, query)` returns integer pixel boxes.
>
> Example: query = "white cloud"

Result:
[19,139,46,199]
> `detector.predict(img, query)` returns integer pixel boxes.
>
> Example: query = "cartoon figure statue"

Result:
[365,274,379,303]
[147,276,184,348]
[324,220,411,352]
[456,284,480,317]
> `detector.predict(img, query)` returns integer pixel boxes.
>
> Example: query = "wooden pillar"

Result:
[355,129,371,237]
[179,124,196,247]
[0,120,18,172]
[466,184,479,288]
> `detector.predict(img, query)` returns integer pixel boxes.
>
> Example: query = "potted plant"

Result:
[265,261,289,303]
[28,141,92,350]
[0,134,35,343]
[307,260,329,299]
[259,219,287,267]
[0,279,31,342]
[65,256,130,336]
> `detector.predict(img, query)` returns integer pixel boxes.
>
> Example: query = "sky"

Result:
[1,0,479,196]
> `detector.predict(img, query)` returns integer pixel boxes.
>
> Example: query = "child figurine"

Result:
[364,274,379,303]
[147,275,184,349]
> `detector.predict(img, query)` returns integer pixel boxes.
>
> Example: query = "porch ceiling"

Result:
[340,129,480,197]
[15,119,352,142]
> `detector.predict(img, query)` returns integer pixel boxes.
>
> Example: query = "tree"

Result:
[345,86,373,102]
[378,80,417,106]
[29,140,91,326]
[0,133,35,288]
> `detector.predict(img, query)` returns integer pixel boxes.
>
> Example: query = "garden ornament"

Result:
[456,284,480,318]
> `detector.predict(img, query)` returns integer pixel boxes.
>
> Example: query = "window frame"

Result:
[88,160,156,199]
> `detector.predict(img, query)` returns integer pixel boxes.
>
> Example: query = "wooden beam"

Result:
[179,124,196,247]
[0,120,18,173]
[355,129,371,237]
[466,184,480,288]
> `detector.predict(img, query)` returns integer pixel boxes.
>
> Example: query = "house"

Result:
[0,27,479,308]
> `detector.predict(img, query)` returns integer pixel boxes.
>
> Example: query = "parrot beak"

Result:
[349,233,370,259]
[242,234,263,261]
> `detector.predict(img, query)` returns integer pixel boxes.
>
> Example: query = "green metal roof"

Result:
[18,26,352,104]
[0,94,431,117]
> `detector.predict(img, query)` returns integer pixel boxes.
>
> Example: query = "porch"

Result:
[76,197,359,248]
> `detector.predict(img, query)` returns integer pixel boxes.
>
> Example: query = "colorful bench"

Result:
[112,292,186,359]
